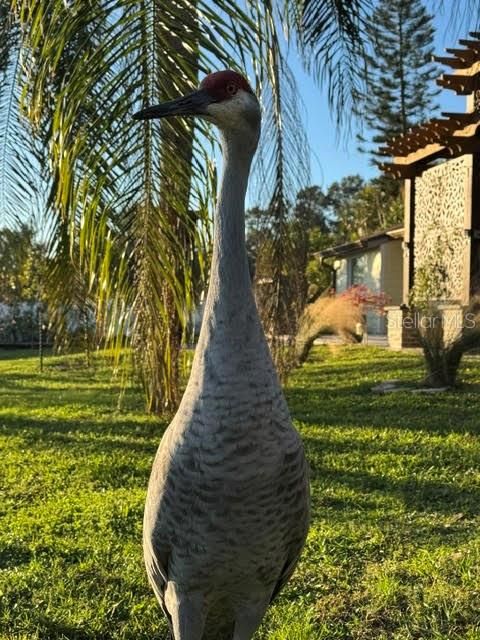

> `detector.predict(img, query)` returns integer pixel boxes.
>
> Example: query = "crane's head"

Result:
[133,70,260,147]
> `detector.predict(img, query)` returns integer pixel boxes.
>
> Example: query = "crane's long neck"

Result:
[183,128,276,408]
[206,133,255,318]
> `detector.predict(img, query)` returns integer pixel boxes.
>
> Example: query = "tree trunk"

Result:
[422,342,463,388]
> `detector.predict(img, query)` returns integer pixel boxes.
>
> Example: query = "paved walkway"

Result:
[314,335,389,348]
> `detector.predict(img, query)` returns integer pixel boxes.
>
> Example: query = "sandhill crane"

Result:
[133,70,310,640]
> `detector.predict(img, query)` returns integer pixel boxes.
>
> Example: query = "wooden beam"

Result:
[386,134,480,169]
[437,73,480,94]
[441,111,478,124]
[459,39,480,54]
[393,143,446,165]
[430,119,455,133]
[448,137,480,154]
[451,60,480,77]
[380,34,480,164]
[445,47,478,65]
[403,179,414,303]
[379,106,480,161]
[433,55,467,69]
[378,163,419,179]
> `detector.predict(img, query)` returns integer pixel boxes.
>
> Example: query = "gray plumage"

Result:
[137,71,310,640]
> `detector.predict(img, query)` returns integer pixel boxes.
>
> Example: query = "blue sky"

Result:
[290,0,471,192]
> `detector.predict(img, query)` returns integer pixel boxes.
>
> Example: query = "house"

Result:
[379,32,480,348]
[0,301,40,346]
[316,226,404,335]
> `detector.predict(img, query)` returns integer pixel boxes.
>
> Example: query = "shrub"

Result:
[296,285,388,364]
[414,298,480,387]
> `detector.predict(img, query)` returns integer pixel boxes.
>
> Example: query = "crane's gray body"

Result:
[143,94,310,640]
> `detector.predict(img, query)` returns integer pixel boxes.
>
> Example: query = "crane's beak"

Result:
[133,89,214,120]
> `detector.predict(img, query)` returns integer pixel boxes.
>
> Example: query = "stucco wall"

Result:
[381,239,403,305]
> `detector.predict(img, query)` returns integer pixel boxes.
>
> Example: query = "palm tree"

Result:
[2,0,480,410]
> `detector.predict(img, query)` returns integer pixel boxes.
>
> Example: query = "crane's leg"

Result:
[232,597,270,640]
[165,583,207,640]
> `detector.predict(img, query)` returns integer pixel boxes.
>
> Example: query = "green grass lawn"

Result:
[1,346,479,640]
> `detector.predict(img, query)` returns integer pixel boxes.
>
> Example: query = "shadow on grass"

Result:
[287,382,480,435]
[0,413,167,454]
[33,621,171,640]
[0,542,33,570]
[0,375,147,417]
[0,348,47,361]
[305,451,480,517]
[35,620,101,640]
[286,348,480,545]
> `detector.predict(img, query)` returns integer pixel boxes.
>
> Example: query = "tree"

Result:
[247,188,333,317]
[356,0,439,166]
[314,175,403,243]
[293,186,330,233]
[0,224,33,304]
[323,175,365,241]
[293,187,334,300]
[344,177,403,236]
[247,201,310,376]
[0,224,48,345]
[0,224,49,308]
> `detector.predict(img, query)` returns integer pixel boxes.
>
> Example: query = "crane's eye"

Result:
[226,82,238,96]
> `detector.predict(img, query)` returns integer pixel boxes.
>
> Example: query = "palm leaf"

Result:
[287,0,372,128]
[0,4,43,226]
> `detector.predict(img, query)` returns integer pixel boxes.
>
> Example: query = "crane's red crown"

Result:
[200,70,254,102]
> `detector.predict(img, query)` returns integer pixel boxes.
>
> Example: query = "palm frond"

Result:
[246,1,310,376]
[434,0,480,33]
[290,0,372,127]
[0,5,42,226]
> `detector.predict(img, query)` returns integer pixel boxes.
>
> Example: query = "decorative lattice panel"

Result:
[474,90,480,113]
[414,156,471,302]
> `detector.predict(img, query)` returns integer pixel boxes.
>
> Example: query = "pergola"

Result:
[379,32,480,179]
